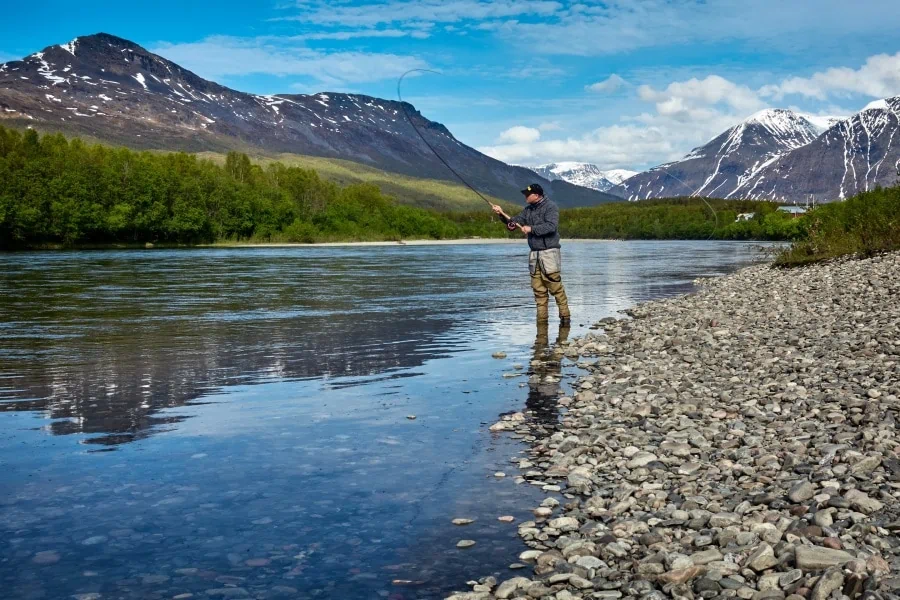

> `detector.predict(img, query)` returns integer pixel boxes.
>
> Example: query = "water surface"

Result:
[0,241,769,599]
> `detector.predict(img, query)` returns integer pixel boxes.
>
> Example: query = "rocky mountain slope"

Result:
[619,109,822,201]
[0,33,620,207]
[733,97,900,202]
[620,100,900,204]
[529,162,637,194]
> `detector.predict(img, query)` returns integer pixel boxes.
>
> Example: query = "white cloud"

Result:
[482,74,768,169]
[637,75,765,120]
[760,52,900,100]
[538,121,562,132]
[479,48,897,169]
[586,74,627,93]
[151,36,427,86]
[480,123,683,170]
[497,125,541,144]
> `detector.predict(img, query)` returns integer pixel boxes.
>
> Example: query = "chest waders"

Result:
[529,248,570,322]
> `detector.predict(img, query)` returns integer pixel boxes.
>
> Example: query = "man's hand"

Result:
[491,204,503,214]
[520,225,532,234]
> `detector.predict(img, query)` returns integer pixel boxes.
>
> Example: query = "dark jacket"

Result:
[502,198,561,251]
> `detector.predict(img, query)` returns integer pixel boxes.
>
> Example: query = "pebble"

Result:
[467,252,900,600]
[456,540,476,549]
[32,550,61,565]
[452,518,474,525]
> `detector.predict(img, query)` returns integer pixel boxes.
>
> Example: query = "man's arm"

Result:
[492,205,526,231]
[529,202,558,236]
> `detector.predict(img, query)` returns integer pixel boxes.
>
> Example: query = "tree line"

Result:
[0,125,809,249]
[0,126,509,248]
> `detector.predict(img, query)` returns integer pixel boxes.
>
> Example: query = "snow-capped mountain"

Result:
[0,33,620,207]
[620,109,823,200]
[529,162,637,193]
[732,97,900,202]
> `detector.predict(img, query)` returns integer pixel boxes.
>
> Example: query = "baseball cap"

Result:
[520,183,544,196]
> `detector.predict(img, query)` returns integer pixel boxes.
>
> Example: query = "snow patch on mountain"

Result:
[528,162,636,193]
[799,113,846,133]
[59,38,78,57]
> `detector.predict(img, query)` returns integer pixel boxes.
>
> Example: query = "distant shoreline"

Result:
[7,238,775,251]
[205,238,621,248]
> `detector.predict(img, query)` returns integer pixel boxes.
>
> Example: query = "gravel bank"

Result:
[454,252,900,600]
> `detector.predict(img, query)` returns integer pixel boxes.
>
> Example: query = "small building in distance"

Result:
[735,212,756,222]
[777,206,808,218]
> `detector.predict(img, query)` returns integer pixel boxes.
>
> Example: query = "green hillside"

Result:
[197,151,518,213]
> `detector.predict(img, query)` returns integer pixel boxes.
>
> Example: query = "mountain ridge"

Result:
[0,33,621,208]
[620,108,845,202]
[527,162,636,194]
[731,96,900,202]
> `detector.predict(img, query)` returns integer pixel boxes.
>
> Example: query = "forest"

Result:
[1,126,813,249]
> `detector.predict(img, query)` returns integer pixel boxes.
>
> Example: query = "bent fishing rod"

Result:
[397,69,524,231]
[397,69,717,234]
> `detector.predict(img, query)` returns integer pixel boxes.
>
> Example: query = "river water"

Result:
[0,241,770,600]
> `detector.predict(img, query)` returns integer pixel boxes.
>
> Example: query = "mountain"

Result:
[529,162,637,194]
[0,33,620,208]
[731,97,900,202]
[619,109,822,200]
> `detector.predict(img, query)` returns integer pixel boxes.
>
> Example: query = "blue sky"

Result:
[3,1,900,171]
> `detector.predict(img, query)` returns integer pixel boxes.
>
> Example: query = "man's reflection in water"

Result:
[525,320,571,429]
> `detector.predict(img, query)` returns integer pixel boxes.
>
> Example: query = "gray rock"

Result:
[778,569,803,587]
[625,451,658,469]
[495,577,532,599]
[810,567,844,600]
[787,480,816,503]
[747,543,779,572]
[844,488,884,514]
[548,517,580,532]
[794,546,854,570]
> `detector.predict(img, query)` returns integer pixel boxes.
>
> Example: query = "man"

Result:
[492,183,571,324]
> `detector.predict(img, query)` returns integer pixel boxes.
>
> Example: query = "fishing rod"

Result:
[397,69,717,234]
[397,69,524,230]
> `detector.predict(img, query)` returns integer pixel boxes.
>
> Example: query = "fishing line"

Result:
[653,169,720,236]
[397,69,718,236]
[397,69,495,209]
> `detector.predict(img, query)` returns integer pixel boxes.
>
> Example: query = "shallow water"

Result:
[0,241,770,599]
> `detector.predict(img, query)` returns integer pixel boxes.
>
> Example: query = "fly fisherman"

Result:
[492,184,571,325]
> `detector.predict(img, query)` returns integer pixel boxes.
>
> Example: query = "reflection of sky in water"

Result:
[0,241,772,599]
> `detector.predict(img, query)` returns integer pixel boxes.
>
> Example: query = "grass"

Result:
[775,185,900,266]
[197,151,519,213]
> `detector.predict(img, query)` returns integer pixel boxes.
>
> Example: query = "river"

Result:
[0,241,771,600]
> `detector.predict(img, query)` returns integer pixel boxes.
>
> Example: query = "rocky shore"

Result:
[452,252,900,600]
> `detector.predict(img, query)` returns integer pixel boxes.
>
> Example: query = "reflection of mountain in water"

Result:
[2,313,455,446]
[0,250,467,447]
